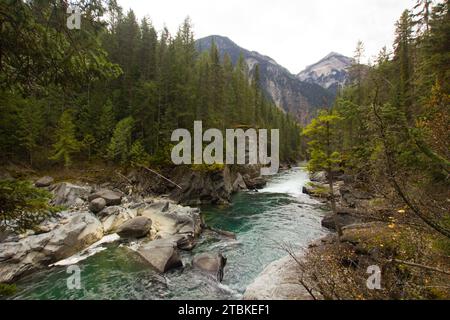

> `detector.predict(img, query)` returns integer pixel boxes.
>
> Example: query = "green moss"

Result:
[0,283,16,298]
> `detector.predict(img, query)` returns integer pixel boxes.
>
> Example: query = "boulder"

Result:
[232,173,247,192]
[89,198,106,214]
[321,208,363,231]
[88,189,122,206]
[192,252,227,282]
[35,176,54,188]
[243,175,267,190]
[51,183,92,207]
[116,216,152,239]
[0,212,103,283]
[137,239,182,273]
[140,201,202,242]
[243,253,313,300]
[100,206,136,234]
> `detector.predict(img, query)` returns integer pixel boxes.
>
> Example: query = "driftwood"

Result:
[139,165,182,190]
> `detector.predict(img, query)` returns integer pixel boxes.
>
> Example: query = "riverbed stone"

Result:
[88,189,123,206]
[137,239,182,273]
[140,201,202,241]
[116,216,152,239]
[192,252,227,282]
[89,198,106,214]
[51,183,92,207]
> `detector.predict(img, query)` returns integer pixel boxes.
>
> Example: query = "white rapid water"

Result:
[50,233,121,267]
[259,167,319,204]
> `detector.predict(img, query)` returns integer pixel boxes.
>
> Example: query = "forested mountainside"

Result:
[196,35,334,125]
[299,0,450,299]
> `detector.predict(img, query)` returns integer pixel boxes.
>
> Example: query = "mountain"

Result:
[196,35,334,125]
[297,52,353,94]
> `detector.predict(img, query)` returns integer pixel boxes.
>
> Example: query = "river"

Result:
[12,167,329,300]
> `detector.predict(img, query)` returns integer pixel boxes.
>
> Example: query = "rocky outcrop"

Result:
[139,200,202,246]
[243,175,266,190]
[35,176,54,188]
[89,198,106,214]
[99,206,136,234]
[0,212,103,283]
[116,217,152,239]
[170,166,233,205]
[243,253,313,300]
[192,253,227,282]
[51,183,92,207]
[232,173,247,192]
[137,239,182,273]
[321,207,364,231]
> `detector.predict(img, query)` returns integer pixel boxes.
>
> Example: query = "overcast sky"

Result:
[118,0,417,73]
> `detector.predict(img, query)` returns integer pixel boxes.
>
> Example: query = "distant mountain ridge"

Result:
[297,52,353,94]
[196,35,334,125]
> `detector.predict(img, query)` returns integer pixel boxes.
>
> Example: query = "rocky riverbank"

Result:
[0,169,243,285]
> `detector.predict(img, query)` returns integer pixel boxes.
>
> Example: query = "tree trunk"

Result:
[328,169,343,240]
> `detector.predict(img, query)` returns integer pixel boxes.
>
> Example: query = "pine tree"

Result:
[50,111,80,167]
[107,117,134,164]
[303,110,343,237]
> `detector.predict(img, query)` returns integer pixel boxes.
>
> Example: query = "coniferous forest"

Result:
[0,0,449,302]
[0,0,300,169]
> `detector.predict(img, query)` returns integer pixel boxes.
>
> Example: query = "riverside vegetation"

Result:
[0,0,449,300]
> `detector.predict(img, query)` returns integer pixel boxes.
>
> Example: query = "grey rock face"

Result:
[51,183,92,206]
[196,35,335,125]
[192,252,227,282]
[116,216,152,239]
[137,239,182,273]
[88,189,123,206]
[89,198,106,214]
[0,212,103,283]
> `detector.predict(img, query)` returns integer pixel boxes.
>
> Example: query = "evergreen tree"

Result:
[50,110,80,167]
[107,117,134,164]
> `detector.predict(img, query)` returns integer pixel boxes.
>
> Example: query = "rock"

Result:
[100,206,136,234]
[321,208,363,231]
[51,183,92,207]
[89,198,106,214]
[340,187,372,208]
[170,166,233,205]
[243,253,313,300]
[243,175,267,190]
[35,176,54,188]
[192,253,227,282]
[88,189,123,206]
[116,216,152,239]
[0,212,103,283]
[140,201,202,243]
[232,173,247,192]
[310,171,327,183]
[137,239,182,273]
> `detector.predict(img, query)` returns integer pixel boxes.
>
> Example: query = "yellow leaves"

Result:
[388,224,396,229]
[398,209,406,214]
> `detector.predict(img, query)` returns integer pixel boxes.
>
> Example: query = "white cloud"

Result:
[118,0,417,73]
